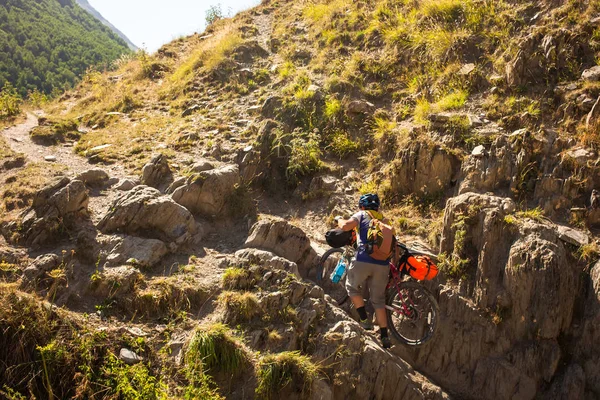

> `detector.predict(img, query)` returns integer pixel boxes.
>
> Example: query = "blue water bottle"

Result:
[330,259,347,283]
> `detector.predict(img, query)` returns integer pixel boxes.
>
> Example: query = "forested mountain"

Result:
[0,0,131,97]
[75,0,138,51]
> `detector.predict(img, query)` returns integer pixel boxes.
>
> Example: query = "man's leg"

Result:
[346,261,372,329]
[370,264,391,348]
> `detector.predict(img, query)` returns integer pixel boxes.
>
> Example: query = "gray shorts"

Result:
[345,260,389,309]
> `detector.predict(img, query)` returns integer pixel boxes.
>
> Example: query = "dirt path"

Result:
[1,112,127,179]
[1,112,133,222]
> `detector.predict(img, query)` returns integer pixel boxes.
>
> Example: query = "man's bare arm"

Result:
[337,218,358,231]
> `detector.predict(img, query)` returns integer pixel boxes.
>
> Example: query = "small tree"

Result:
[205,4,224,26]
[0,83,22,120]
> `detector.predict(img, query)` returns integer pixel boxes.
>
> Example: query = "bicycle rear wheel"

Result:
[385,281,439,346]
[315,248,349,305]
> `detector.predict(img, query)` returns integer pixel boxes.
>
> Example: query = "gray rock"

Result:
[141,154,172,189]
[76,168,109,187]
[469,114,484,127]
[244,219,317,273]
[44,155,57,162]
[582,65,600,81]
[31,253,61,272]
[171,164,240,216]
[261,96,283,119]
[564,147,596,167]
[91,266,141,298]
[166,177,187,194]
[309,175,337,193]
[556,225,590,246]
[115,179,137,191]
[346,100,375,114]
[181,104,200,117]
[234,248,301,278]
[3,178,89,247]
[119,348,143,365]
[190,159,214,173]
[472,145,486,157]
[103,235,168,268]
[98,185,197,246]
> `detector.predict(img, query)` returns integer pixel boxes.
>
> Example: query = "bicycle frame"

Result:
[384,249,416,315]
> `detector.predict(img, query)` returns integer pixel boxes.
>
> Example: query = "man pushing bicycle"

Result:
[336,193,395,349]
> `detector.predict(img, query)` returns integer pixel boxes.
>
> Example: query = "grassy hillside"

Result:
[0,0,131,97]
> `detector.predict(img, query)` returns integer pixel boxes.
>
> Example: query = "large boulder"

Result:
[141,154,173,189]
[171,165,240,216]
[504,235,576,340]
[1,178,89,246]
[98,185,197,247]
[243,218,317,273]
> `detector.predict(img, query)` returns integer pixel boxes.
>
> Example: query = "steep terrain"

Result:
[0,0,131,96]
[2,0,600,399]
[75,0,138,51]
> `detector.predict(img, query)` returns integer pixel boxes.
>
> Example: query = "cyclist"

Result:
[336,193,394,349]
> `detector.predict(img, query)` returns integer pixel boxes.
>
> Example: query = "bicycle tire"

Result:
[315,248,349,305]
[385,281,439,346]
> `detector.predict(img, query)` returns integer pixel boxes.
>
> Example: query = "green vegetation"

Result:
[504,207,545,225]
[222,267,255,290]
[29,118,79,144]
[186,323,250,376]
[256,351,319,399]
[0,0,130,96]
[217,291,261,324]
[0,83,22,119]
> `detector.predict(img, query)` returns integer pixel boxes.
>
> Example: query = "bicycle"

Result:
[316,240,440,346]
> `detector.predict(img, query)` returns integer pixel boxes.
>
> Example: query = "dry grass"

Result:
[1,163,66,216]
[167,25,243,95]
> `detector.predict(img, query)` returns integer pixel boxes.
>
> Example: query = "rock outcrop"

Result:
[98,185,197,248]
[171,164,240,216]
[1,178,89,246]
[244,218,318,273]
[398,192,586,400]
[385,141,461,196]
[140,154,173,189]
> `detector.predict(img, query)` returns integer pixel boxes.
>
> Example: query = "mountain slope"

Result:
[0,0,131,96]
[2,0,600,399]
[75,0,138,51]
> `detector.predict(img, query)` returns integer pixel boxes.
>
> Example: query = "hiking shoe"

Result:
[381,336,392,349]
[359,318,374,331]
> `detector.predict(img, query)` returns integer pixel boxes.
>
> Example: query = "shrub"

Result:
[99,352,169,400]
[206,4,224,26]
[286,131,323,184]
[0,83,21,120]
[256,352,319,400]
[327,131,359,158]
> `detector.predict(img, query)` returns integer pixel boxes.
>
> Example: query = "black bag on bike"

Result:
[325,229,353,248]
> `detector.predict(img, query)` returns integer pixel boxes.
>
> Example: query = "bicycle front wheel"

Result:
[315,248,349,306]
[385,281,439,346]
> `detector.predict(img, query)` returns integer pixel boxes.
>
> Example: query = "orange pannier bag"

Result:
[404,255,438,281]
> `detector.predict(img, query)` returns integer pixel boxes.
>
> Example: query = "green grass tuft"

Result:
[217,291,261,324]
[256,351,319,400]
[186,323,250,377]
